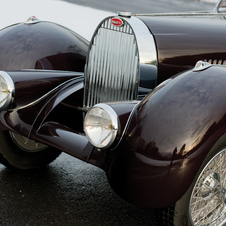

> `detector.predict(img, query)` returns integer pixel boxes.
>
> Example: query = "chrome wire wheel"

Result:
[0,131,61,169]
[9,131,47,152]
[190,149,226,226]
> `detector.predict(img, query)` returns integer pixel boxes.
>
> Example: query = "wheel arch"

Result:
[107,65,226,208]
[0,71,84,139]
[169,132,226,226]
[0,20,88,72]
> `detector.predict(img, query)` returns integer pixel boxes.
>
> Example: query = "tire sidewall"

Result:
[0,131,61,169]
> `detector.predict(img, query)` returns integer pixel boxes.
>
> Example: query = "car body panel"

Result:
[1,7,226,211]
[0,70,84,137]
[138,14,226,84]
[0,21,88,71]
[107,65,226,207]
[36,121,94,162]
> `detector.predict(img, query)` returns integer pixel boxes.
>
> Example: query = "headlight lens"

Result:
[84,104,119,149]
[0,71,14,110]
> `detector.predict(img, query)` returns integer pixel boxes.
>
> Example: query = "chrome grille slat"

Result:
[84,17,140,108]
[125,35,134,100]
[94,28,104,104]
[86,47,94,107]
[128,37,137,99]
[97,29,107,103]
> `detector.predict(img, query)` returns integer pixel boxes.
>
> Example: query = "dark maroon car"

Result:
[1,1,226,225]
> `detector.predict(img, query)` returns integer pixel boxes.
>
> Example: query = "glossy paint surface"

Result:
[0,70,83,136]
[88,101,139,170]
[36,122,94,162]
[109,101,139,140]
[138,14,226,84]
[7,70,83,109]
[107,65,226,208]
[32,81,83,132]
[2,13,226,211]
[0,21,88,71]
[0,70,93,162]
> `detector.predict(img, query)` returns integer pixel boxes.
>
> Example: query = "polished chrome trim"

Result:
[84,16,140,107]
[193,61,212,72]
[24,16,40,24]
[135,12,226,16]
[9,131,47,152]
[11,75,83,110]
[84,15,157,108]
[84,103,119,149]
[112,101,139,151]
[215,0,226,13]
[189,148,226,226]
[124,16,157,69]
[205,59,226,65]
[0,71,15,110]
[118,11,132,17]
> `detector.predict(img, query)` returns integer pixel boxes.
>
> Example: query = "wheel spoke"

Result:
[9,132,47,152]
[193,200,222,224]
[190,149,226,225]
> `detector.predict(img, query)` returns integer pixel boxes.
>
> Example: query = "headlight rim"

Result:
[0,71,15,110]
[84,103,119,149]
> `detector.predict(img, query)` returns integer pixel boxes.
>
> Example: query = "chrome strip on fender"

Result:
[112,101,140,151]
[11,75,84,110]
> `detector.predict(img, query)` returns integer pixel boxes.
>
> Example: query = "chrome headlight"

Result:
[84,103,119,149]
[0,71,14,110]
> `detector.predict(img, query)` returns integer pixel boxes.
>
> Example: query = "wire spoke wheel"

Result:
[190,149,226,226]
[0,131,61,169]
[9,131,47,152]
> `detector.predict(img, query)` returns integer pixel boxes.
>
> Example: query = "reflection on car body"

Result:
[0,1,226,225]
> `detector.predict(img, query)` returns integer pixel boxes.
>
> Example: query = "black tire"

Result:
[0,131,61,170]
[156,133,226,226]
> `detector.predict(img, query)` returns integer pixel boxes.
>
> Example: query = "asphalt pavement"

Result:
[0,154,156,226]
[0,0,217,226]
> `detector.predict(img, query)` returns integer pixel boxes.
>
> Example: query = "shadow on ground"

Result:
[0,153,157,226]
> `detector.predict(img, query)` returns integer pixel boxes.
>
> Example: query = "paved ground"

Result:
[0,154,156,226]
[62,0,216,13]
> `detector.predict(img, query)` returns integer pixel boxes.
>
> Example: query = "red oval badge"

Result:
[111,18,123,27]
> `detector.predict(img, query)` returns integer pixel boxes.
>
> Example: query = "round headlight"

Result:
[0,71,14,110]
[84,104,119,149]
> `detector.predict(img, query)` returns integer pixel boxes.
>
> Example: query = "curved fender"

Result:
[0,21,88,71]
[0,70,83,136]
[107,65,226,208]
[31,80,83,133]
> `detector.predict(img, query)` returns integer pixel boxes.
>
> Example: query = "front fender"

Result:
[107,65,226,208]
[0,70,83,136]
[0,20,88,71]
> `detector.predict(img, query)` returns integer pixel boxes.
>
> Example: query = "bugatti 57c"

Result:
[1,0,226,225]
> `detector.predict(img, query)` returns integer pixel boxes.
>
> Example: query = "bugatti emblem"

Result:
[111,18,123,27]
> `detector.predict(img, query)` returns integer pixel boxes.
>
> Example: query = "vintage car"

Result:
[1,0,226,225]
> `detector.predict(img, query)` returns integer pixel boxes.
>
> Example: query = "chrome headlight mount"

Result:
[84,103,119,149]
[0,71,14,110]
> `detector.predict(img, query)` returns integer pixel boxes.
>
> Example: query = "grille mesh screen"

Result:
[84,17,140,108]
